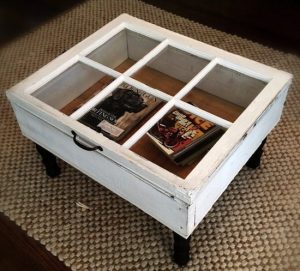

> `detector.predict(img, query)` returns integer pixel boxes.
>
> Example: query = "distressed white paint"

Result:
[185,79,292,193]
[7,92,189,204]
[6,14,293,238]
[12,103,191,237]
[189,87,289,236]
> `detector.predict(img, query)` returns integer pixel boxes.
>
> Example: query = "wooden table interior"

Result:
[59,58,244,178]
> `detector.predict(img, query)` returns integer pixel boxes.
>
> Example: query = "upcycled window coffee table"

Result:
[6,14,292,265]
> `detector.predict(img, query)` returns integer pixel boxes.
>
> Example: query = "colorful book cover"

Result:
[148,108,223,162]
[79,82,161,141]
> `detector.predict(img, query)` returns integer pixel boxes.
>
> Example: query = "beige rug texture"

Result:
[0,0,299,270]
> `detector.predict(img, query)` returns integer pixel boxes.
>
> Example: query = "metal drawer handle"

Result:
[71,131,103,151]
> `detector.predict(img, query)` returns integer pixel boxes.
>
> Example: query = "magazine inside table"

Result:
[30,23,269,180]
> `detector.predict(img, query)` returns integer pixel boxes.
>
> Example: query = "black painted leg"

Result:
[173,232,191,266]
[246,138,267,169]
[36,144,61,178]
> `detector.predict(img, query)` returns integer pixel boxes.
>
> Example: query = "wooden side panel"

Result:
[190,87,288,236]
[11,103,190,237]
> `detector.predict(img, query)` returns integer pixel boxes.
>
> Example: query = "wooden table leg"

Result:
[36,144,61,178]
[173,232,191,266]
[246,137,267,169]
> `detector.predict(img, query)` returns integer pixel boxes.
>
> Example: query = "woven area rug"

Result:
[0,0,299,270]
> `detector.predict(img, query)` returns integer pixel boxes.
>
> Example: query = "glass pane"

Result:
[182,64,267,122]
[78,82,165,143]
[32,62,115,115]
[87,29,160,72]
[130,107,225,178]
[131,46,209,96]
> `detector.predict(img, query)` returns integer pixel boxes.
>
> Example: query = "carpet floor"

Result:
[0,0,299,270]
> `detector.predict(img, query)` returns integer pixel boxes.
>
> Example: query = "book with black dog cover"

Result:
[147,108,224,165]
[79,83,161,141]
